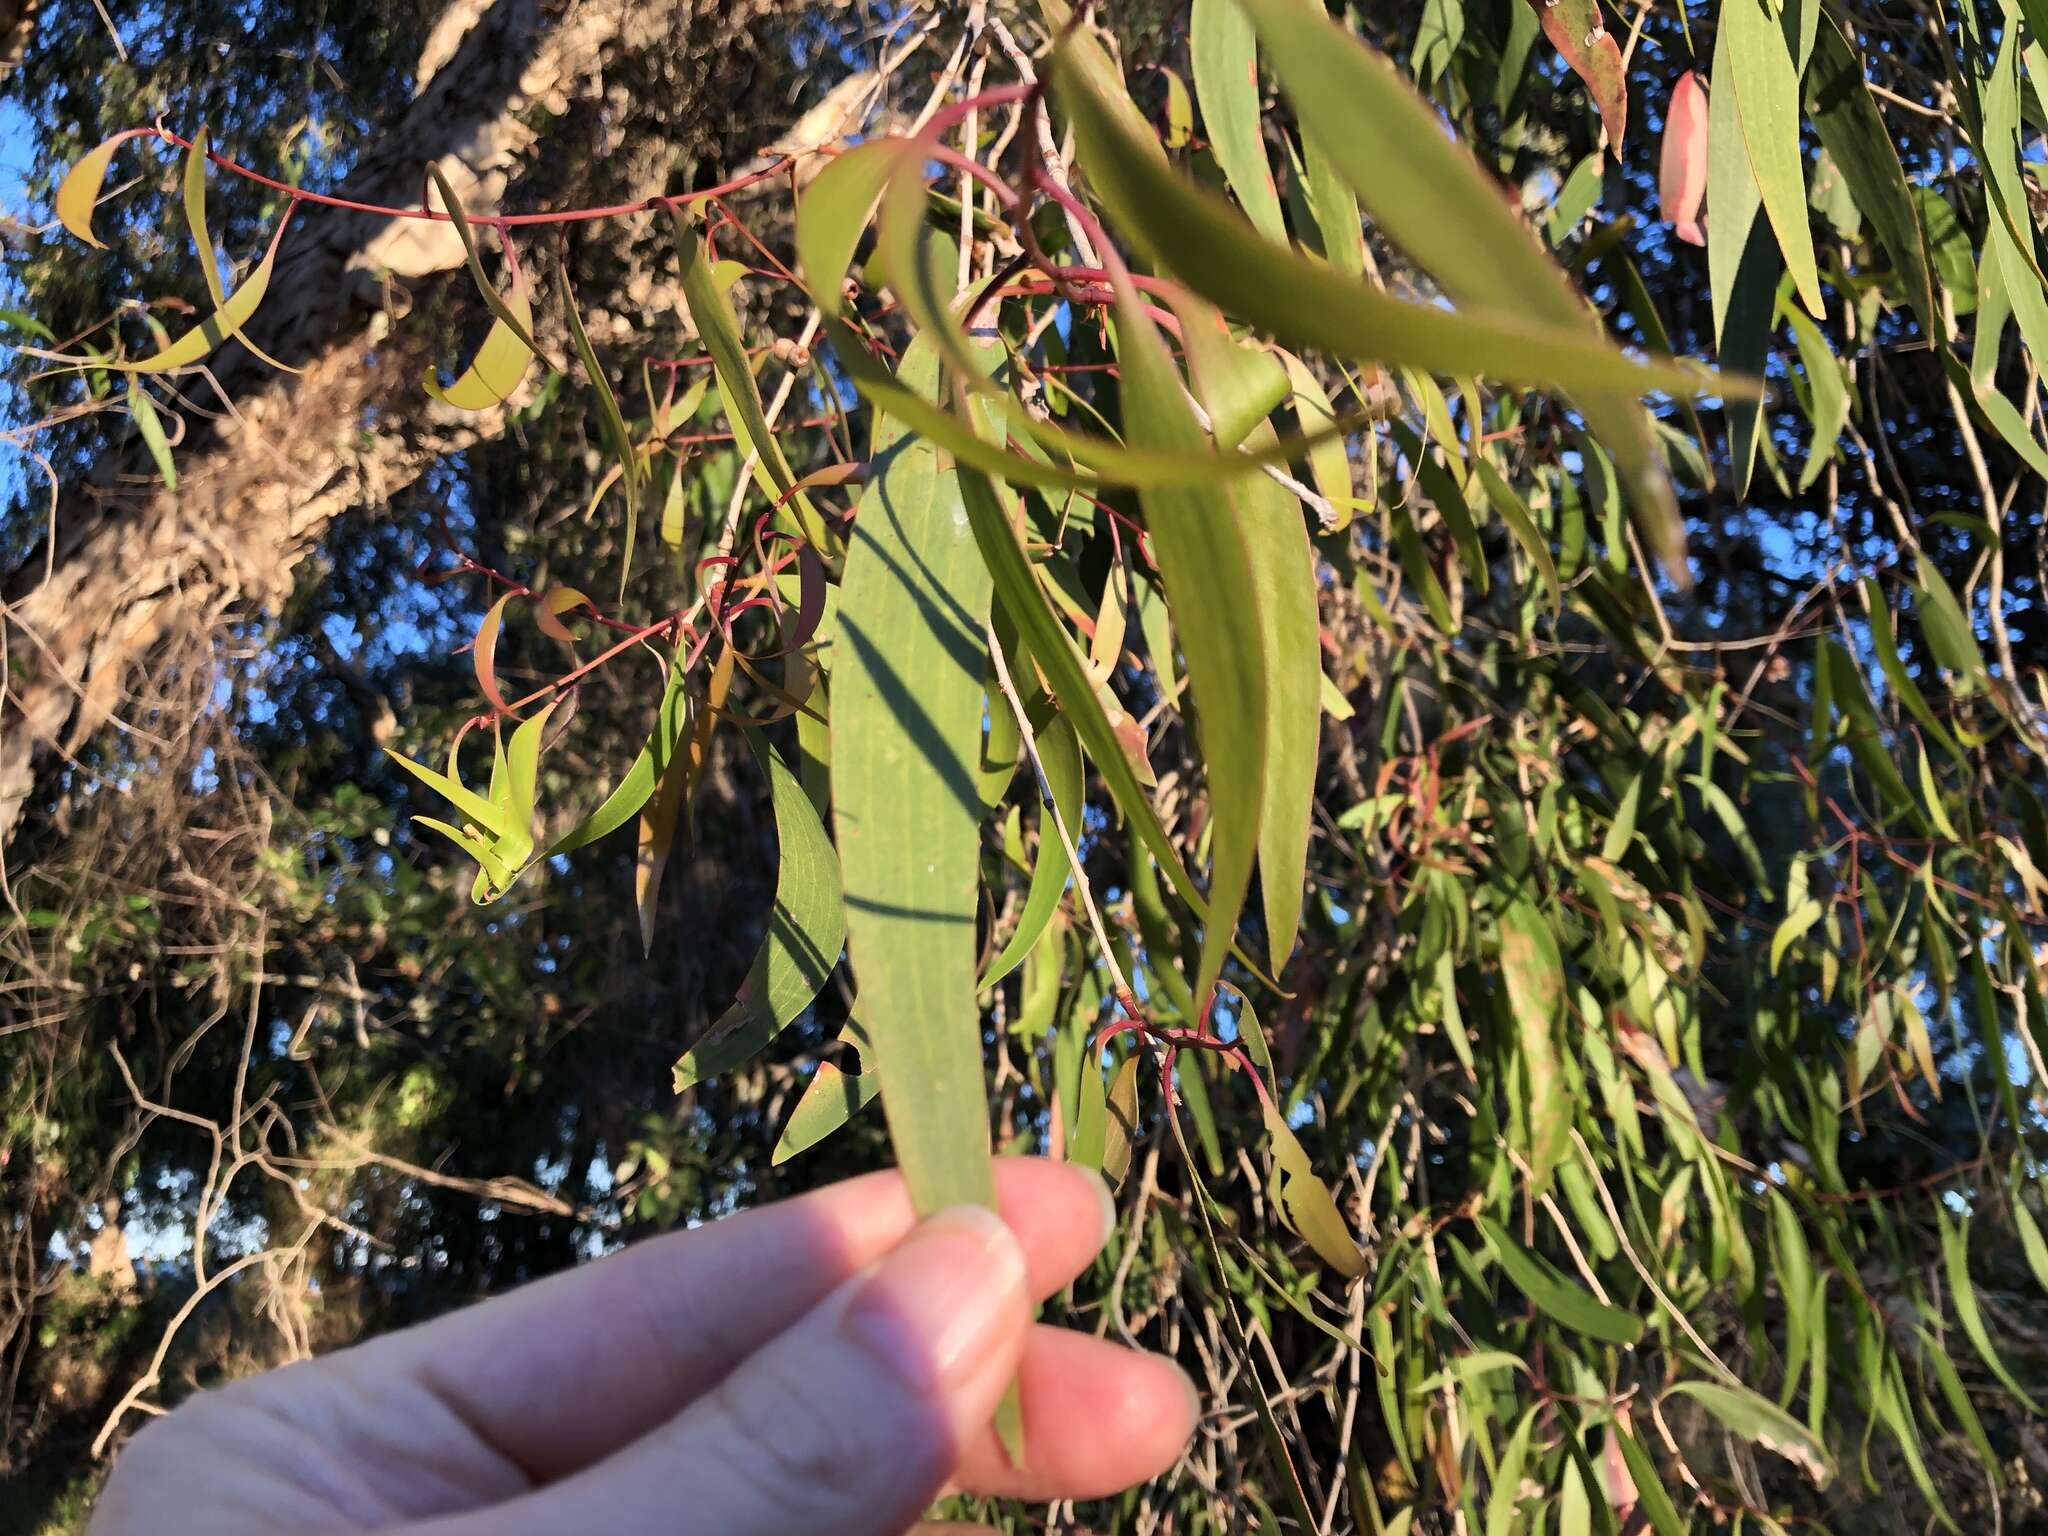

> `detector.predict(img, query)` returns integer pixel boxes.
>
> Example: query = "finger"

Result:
[950,1326,1198,1501]
[409,1205,1031,1536]
[319,1158,1109,1485]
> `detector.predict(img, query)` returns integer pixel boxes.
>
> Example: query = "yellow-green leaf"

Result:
[1193,0,1286,241]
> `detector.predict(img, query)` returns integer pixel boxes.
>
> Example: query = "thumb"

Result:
[421,1204,1030,1536]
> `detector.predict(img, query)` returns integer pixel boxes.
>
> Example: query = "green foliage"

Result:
[24,0,2048,1529]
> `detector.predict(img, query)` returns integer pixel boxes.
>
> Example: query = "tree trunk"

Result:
[0,0,763,848]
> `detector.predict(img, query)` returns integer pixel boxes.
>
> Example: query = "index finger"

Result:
[306,1158,1113,1484]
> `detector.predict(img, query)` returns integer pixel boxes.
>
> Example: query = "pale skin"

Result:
[89,1159,1198,1536]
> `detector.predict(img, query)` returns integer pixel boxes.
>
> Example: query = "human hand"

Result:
[89,1159,1196,1535]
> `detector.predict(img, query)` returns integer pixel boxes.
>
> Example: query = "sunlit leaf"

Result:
[772,1019,880,1163]
[1499,896,1568,1191]
[833,334,997,1218]
[980,710,1082,990]
[125,380,176,490]
[1477,1214,1643,1344]
[673,206,834,553]
[1805,15,1937,333]
[1725,0,1823,318]
[55,131,141,248]
[1524,0,1627,152]
[1663,1381,1834,1488]
[1224,0,1696,576]
[1116,284,1269,1012]
[1193,0,1286,241]
[1263,1099,1364,1277]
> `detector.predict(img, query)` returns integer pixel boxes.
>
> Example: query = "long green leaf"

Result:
[1664,1381,1834,1487]
[1050,32,1717,403]
[832,333,996,1217]
[673,207,834,553]
[1477,1215,1643,1344]
[1193,0,1287,241]
[1500,896,1569,1191]
[562,273,642,598]
[1226,0,1690,575]
[1726,0,1824,318]
[1804,14,1937,334]
[1940,1209,2042,1412]
[1115,283,1269,1012]
[673,735,845,1090]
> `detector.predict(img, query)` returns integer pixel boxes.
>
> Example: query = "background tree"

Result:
[7,1,2048,1533]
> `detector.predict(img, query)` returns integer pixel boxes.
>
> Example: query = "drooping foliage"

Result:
[14,0,2048,1529]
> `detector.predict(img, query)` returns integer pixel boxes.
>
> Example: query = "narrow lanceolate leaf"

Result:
[125,381,176,490]
[426,284,535,411]
[980,712,1082,990]
[562,274,641,597]
[1298,131,1364,278]
[1707,10,1764,351]
[672,207,833,554]
[1725,0,1824,318]
[1475,459,1562,620]
[1225,0,1693,578]
[1805,14,1937,334]
[1659,71,1709,246]
[1500,896,1569,1192]
[1264,1100,1365,1277]
[1940,1210,2043,1412]
[1192,0,1286,241]
[1784,302,1846,491]
[1913,557,1988,694]
[182,129,297,375]
[1052,31,1715,406]
[1178,311,1320,973]
[1478,1215,1644,1344]
[956,470,1214,941]
[637,650,719,954]
[673,735,844,1091]
[118,221,285,374]
[56,130,144,247]
[1240,429,1320,975]
[833,334,997,1219]
[1664,1382,1834,1487]
[1114,284,1269,1014]
[1523,0,1627,152]
[551,647,691,856]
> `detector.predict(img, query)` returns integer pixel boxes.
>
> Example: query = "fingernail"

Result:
[844,1204,1025,1395]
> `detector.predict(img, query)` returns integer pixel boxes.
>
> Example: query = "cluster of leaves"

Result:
[28,0,2048,1528]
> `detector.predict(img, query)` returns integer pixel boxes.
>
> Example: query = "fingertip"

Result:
[989,1157,1119,1290]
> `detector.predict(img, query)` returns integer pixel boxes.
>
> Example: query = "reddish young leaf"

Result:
[1659,70,1709,246]
[1524,0,1628,156]
[472,591,520,718]
[534,587,594,645]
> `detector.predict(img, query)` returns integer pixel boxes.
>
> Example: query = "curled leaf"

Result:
[1264,1099,1365,1278]
[56,130,145,248]
[426,282,536,411]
